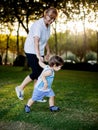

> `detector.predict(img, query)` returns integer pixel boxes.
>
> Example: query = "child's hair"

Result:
[48,56,64,67]
[44,7,58,17]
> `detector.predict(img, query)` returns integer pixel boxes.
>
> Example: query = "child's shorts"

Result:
[32,88,55,101]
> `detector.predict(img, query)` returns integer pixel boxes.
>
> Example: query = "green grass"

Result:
[0,66,98,130]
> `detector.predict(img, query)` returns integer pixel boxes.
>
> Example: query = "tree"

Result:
[0,0,98,63]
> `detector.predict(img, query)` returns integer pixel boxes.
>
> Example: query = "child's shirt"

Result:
[35,65,54,92]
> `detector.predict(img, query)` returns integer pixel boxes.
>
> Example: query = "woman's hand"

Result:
[45,54,50,61]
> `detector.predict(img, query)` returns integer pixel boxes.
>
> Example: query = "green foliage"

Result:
[49,29,97,62]
[0,66,98,130]
[0,34,26,64]
[86,51,97,61]
[0,0,98,63]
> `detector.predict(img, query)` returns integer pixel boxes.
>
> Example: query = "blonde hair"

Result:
[44,7,58,17]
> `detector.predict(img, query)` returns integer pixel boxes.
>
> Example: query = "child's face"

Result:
[53,65,62,71]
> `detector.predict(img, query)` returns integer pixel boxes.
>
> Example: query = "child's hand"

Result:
[43,82,48,90]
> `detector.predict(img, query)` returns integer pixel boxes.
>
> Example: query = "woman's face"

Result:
[44,10,57,25]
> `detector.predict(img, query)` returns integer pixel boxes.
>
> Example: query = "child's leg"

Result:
[25,98,35,113]
[27,98,35,107]
[49,96,54,107]
[49,96,60,112]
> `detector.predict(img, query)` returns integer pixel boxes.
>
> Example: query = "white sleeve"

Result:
[30,22,41,38]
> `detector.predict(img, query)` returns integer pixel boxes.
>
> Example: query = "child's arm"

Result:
[41,70,52,90]
[38,60,47,68]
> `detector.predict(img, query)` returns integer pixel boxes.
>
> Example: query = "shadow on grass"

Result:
[0,121,45,130]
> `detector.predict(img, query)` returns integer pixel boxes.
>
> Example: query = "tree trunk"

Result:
[97,31,98,63]
[16,22,20,56]
[54,21,58,55]
[5,35,9,65]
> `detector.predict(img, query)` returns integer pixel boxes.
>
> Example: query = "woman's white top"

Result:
[24,18,50,56]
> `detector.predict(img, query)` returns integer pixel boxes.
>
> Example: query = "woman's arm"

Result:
[45,43,50,61]
[34,36,44,61]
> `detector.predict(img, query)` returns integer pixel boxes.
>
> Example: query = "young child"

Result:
[25,55,64,112]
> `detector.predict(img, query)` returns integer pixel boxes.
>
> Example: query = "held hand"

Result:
[40,56,44,62]
[37,56,44,62]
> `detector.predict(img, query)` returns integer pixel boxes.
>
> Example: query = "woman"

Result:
[15,7,58,101]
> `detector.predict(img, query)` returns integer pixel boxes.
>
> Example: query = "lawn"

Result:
[0,66,98,130]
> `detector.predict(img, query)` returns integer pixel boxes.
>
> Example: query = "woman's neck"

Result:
[43,17,48,28]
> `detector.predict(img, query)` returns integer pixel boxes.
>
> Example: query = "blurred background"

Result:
[0,0,98,70]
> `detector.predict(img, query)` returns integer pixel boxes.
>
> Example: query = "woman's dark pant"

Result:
[25,53,43,80]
